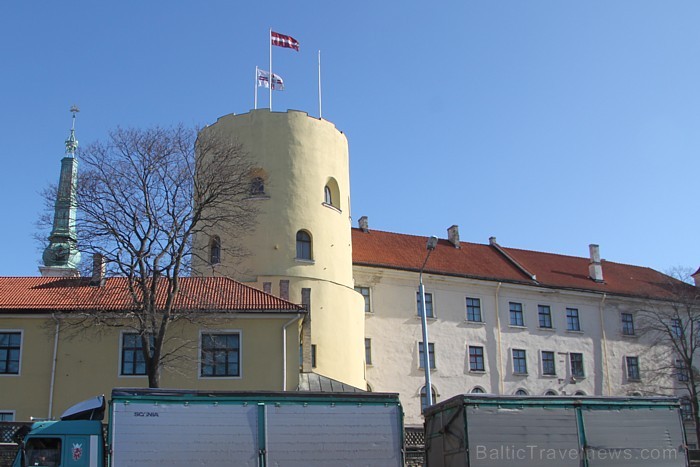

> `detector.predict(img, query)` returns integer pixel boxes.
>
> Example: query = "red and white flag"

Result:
[271,31,300,51]
[257,68,284,90]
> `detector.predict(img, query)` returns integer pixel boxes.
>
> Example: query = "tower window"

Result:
[296,230,312,260]
[210,236,221,265]
[323,178,340,210]
[324,185,332,205]
[250,177,265,196]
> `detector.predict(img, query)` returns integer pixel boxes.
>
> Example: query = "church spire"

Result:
[40,106,82,277]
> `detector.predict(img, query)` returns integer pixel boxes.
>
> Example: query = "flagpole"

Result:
[318,50,322,119]
[254,66,258,110]
[269,29,273,110]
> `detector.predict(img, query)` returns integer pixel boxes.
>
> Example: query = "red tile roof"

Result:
[0,276,305,313]
[351,228,689,300]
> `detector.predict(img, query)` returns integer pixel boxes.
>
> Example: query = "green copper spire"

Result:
[40,106,82,277]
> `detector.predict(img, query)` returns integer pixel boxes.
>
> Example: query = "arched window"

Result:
[515,389,528,396]
[250,177,265,196]
[471,386,485,394]
[574,390,586,396]
[420,385,438,411]
[545,390,557,396]
[210,236,221,264]
[323,177,340,210]
[296,230,312,260]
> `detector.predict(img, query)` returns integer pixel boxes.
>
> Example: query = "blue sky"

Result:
[1,1,698,276]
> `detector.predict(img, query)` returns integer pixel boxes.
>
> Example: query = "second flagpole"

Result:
[269,29,273,110]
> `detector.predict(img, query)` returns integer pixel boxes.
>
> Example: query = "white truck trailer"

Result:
[14,388,404,467]
[424,394,688,467]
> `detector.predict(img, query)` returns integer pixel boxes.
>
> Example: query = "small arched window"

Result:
[574,390,587,396]
[250,177,265,196]
[296,230,312,260]
[210,236,221,265]
[515,389,528,396]
[471,386,485,394]
[545,390,557,396]
[420,385,438,411]
[323,177,340,210]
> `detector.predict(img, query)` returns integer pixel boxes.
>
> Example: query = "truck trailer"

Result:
[424,394,688,467]
[13,388,404,467]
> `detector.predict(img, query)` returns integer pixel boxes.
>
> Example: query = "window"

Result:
[566,308,581,331]
[466,298,482,322]
[512,349,527,374]
[538,305,552,328]
[672,319,683,338]
[311,344,317,368]
[0,412,14,421]
[419,342,436,369]
[545,390,557,396]
[515,389,528,396]
[296,230,312,260]
[120,333,154,376]
[509,302,524,326]
[574,391,586,396]
[355,286,371,313]
[201,333,240,377]
[681,398,694,421]
[250,176,265,196]
[471,387,485,394]
[209,236,221,265]
[621,313,635,336]
[25,438,62,466]
[541,351,556,376]
[323,178,340,209]
[626,356,640,380]
[570,353,584,378]
[469,346,485,372]
[417,292,434,318]
[0,331,21,375]
[676,359,689,382]
[420,385,437,411]
[365,338,372,365]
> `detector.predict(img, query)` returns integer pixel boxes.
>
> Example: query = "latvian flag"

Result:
[257,69,284,90]
[271,31,300,51]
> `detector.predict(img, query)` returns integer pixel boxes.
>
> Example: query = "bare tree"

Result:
[48,125,257,387]
[637,267,700,446]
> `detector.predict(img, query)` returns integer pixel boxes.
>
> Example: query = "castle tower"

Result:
[40,106,81,277]
[193,109,365,389]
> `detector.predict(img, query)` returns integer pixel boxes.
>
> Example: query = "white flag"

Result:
[257,69,284,91]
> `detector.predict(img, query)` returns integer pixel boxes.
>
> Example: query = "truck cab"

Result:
[13,397,105,467]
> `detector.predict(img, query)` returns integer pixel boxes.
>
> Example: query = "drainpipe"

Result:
[48,314,60,418]
[282,314,302,391]
[598,293,610,395]
[494,283,504,394]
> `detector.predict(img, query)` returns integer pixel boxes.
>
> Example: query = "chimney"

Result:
[447,225,460,248]
[489,236,497,246]
[692,267,700,287]
[358,216,369,233]
[90,254,106,287]
[588,244,604,282]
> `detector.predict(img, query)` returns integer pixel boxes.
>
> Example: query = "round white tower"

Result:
[194,109,365,389]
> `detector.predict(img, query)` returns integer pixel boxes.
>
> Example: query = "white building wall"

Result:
[355,265,676,426]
